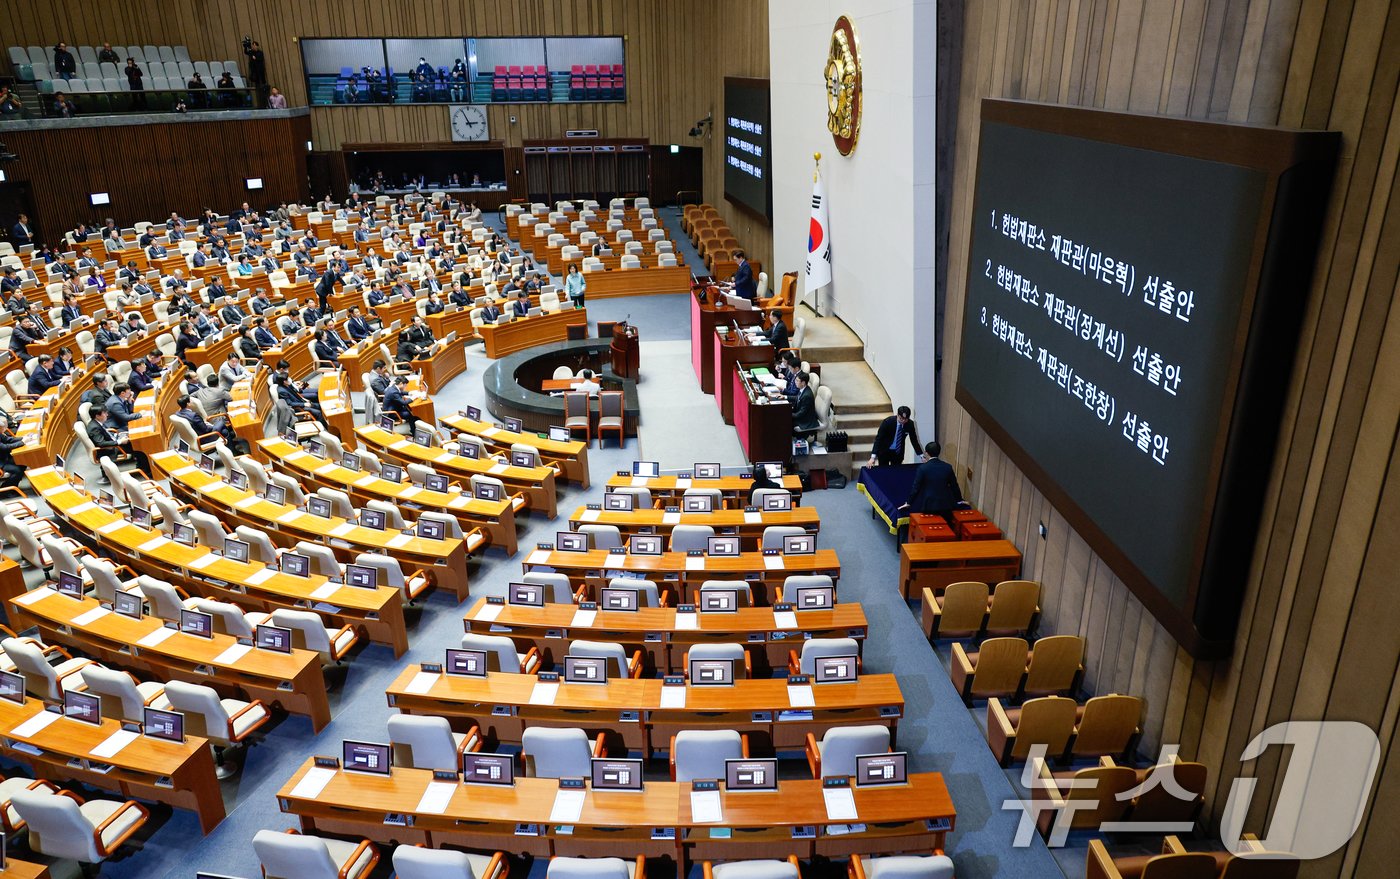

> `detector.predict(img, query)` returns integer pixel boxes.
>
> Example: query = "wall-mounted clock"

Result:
[450,104,489,142]
[825,16,862,156]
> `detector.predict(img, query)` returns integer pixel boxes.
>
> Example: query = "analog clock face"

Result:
[825,16,862,156]
[451,105,489,142]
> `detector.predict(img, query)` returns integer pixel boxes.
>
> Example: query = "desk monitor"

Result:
[378,415,396,431]
[130,505,152,527]
[564,655,609,684]
[345,564,378,589]
[462,752,514,785]
[855,752,908,787]
[632,460,660,479]
[412,426,434,447]
[792,582,835,610]
[341,452,362,471]
[445,648,489,677]
[783,534,816,555]
[143,706,185,743]
[814,654,858,683]
[706,536,740,557]
[556,531,588,553]
[307,440,325,457]
[694,463,722,480]
[280,552,311,578]
[417,517,446,541]
[95,490,116,511]
[460,442,481,460]
[55,571,85,599]
[504,417,523,433]
[684,495,714,513]
[591,758,644,791]
[599,587,639,612]
[175,438,191,456]
[725,758,778,791]
[425,472,449,493]
[700,589,741,613]
[228,467,249,490]
[307,496,332,518]
[255,624,292,654]
[113,590,143,619]
[380,462,405,483]
[603,492,635,511]
[343,740,392,775]
[762,491,793,512]
[756,462,784,480]
[689,657,736,685]
[630,535,663,555]
[199,453,217,474]
[359,508,386,531]
[173,522,197,547]
[511,450,535,467]
[0,670,25,705]
[549,425,570,442]
[265,484,287,505]
[507,582,545,607]
[63,690,101,725]
[465,406,482,421]
[180,608,214,639]
[474,481,501,501]
[55,453,65,473]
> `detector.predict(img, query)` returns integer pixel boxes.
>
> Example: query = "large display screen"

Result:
[957,101,1338,657]
[723,77,772,218]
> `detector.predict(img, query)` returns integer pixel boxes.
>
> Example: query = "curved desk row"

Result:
[481,338,640,438]
[440,413,590,487]
[478,307,589,359]
[565,506,820,550]
[605,473,805,505]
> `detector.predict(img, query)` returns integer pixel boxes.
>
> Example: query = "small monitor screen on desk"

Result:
[380,463,404,483]
[378,416,396,431]
[307,440,325,457]
[591,758,643,791]
[511,450,535,467]
[181,608,214,638]
[131,505,152,527]
[417,517,446,541]
[505,417,523,433]
[281,553,311,578]
[343,740,391,775]
[855,752,908,787]
[792,583,835,610]
[342,452,362,471]
[707,536,740,557]
[0,670,25,704]
[814,654,858,683]
[228,468,248,490]
[55,571,85,599]
[308,497,332,518]
[725,758,778,791]
[225,538,250,563]
[256,624,292,653]
[413,427,435,447]
[475,481,501,501]
[114,590,143,619]
[564,655,609,683]
[599,587,639,611]
[632,461,660,478]
[466,406,481,421]
[689,658,736,685]
[346,564,378,589]
[446,648,489,677]
[701,589,741,612]
[265,485,286,505]
[631,535,663,555]
[694,463,722,479]
[173,522,196,546]
[359,509,386,530]
[556,531,588,553]
[461,443,481,460]
[63,690,101,725]
[144,707,185,743]
[549,426,570,442]
[604,492,635,511]
[757,462,783,480]
[783,534,815,555]
[463,752,514,785]
[684,495,714,513]
[425,473,449,493]
[508,582,544,607]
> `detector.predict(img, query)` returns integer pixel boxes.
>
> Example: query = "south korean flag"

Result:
[805,173,832,296]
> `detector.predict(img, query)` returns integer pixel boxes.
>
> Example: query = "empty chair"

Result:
[41,533,91,584]
[564,392,590,443]
[365,499,406,529]
[788,637,860,675]
[985,579,1042,637]
[314,486,354,519]
[294,541,342,578]
[521,571,580,604]
[3,637,92,700]
[924,580,990,640]
[987,695,1079,766]
[547,857,641,879]
[1068,694,1144,760]
[10,790,148,866]
[136,576,198,621]
[316,431,347,462]
[704,858,802,879]
[751,488,792,509]
[610,486,652,508]
[163,680,270,778]
[597,391,625,447]
[189,598,268,639]
[579,523,622,550]
[235,525,280,563]
[355,552,430,603]
[761,525,806,551]
[452,434,493,461]
[387,714,480,771]
[848,854,956,879]
[699,579,752,608]
[1031,758,1137,839]
[950,636,1030,705]
[568,639,643,679]
[269,608,358,665]
[186,509,229,549]
[522,727,599,778]
[508,442,540,466]
[253,829,378,879]
[552,365,575,379]
[1084,838,1295,879]
[1022,635,1085,699]
[471,474,520,510]
[686,642,751,678]
[603,577,664,607]
[671,729,745,781]
[683,487,724,509]
[805,725,890,778]
[669,524,714,552]
[237,459,270,494]
[82,666,169,723]
[394,845,509,879]
[82,556,139,604]
[269,472,308,506]
[1108,754,1208,826]
[461,632,539,673]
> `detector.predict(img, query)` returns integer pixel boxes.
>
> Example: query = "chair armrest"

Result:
[458,725,483,754]
[669,734,677,780]
[1084,839,1121,879]
[703,863,716,879]
[480,851,508,879]
[743,651,752,678]
[788,649,801,676]
[592,732,607,758]
[740,733,750,759]
[337,838,378,879]
[849,855,868,879]
[142,685,168,706]
[987,698,1015,766]
[226,699,270,742]
[950,642,975,701]
[626,649,645,678]
[329,624,357,659]
[519,646,540,673]
[1162,836,1188,855]
[93,799,149,857]
[40,643,74,661]
[805,733,821,778]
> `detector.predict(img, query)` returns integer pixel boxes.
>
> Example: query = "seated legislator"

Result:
[791,372,819,435]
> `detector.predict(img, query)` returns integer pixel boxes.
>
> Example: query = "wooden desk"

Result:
[152,451,469,607]
[691,292,764,394]
[565,506,819,551]
[373,298,420,330]
[520,547,841,606]
[478,308,588,359]
[385,667,902,755]
[262,327,316,379]
[0,695,224,833]
[277,759,952,866]
[13,363,96,469]
[413,337,469,392]
[604,474,805,505]
[464,598,867,674]
[898,539,1023,599]
[0,858,51,878]
[228,366,272,452]
[357,425,558,518]
[734,369,793,464]
[98,329,160,365]
[179,329,237,372]
[12,585,327,744]
[715,333,778,424]
[425,306,479,344]
[578,265,693,299]
[441,414,589,487]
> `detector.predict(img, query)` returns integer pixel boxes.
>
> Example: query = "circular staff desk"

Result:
[482,338,640,436]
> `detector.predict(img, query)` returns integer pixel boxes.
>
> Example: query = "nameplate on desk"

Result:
[13,586,55,606]
[72,606,111,626]
[96,520,128,535]
[188,553,220,570]
[10,710,60,738]
[137,627,177,648]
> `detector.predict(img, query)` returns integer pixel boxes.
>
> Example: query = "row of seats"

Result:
[9,44,197,66]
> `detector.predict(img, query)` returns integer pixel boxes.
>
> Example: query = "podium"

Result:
[611,325,640,379]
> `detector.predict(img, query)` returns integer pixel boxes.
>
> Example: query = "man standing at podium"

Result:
[728,251,756,300]
[868,406,925,467]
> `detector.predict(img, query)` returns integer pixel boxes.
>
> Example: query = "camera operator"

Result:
[242,37,267,106]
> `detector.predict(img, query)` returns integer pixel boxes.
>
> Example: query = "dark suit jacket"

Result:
[732,261,756,299]
[254,327,279,349]
[480,305,502,323]
[383,385,412,418]
[27,366,61,396]
[871,415,922,462]
[791,386,819,432]
[907,458,962,514]
[347,316,372,340]
[767,319,789,350]
[87,419,119,448]
[368,372,391,398]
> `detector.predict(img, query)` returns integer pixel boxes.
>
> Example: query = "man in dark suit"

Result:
[367,283,389,307]
[869,406,925,467]
[249,289,276,315]
[479,300,503,324]
[8,317,41,358]
[86,407,135,475]
[275,373,325,425]
[316,267,343,313]
[383,375,419,432]
[9,214,33,247]
[900,442,963,527]
[220,297,248,326]
[177,394,237,445]
[509,291,530,318]
[367,360,391,399]
[104,383,140,431]
[26,355,63,396]
[729,251,756,300]
[345,306,373,342]
[252,317,279,350]
[764,309,789,350]
[790,372,819,434]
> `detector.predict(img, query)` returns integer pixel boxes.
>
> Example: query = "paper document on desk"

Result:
[10,710,60,738]
[660,686,687,709]
[631,476,649,487]
[549,789,586,823]
[474,602,502,623]
[579,510,600,523]
[744,512,762,524]
[488,463,509,475]
[213,644,253,666]
[137,627,177,647]
[290,767,337,799]
[354,475,377,488]
[405,671,440,695]
[662,513,681,525]
[137,536,171,552]
[823,786,858,821]
[97,520,128,535]
[314,463,338,476]
[329,523,357,538]
[13,586,55,606]
[386,533,414,549]
[73,606,111,626]
[685,556,705,571]
[188,553,220,570]
[529,682,559,706]
[310,582,340,600]
[399,485,422,499]
[69,502,96,515]
[277,510,306,524]
[416,781,457,814]
[690,789,723,823]
[526,550,552,566]
[234,496,261,510]
[90,729,139,759]
[772,611,799,630]
[674,613,699,631]
[570,609,597,628]
[787,685,816,708]
[764,555,785,570]
[246,568,277,585]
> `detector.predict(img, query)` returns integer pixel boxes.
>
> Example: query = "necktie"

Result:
[892,422,904,452]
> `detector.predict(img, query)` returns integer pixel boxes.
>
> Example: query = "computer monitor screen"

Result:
[630,535,663,555]
[511,450,534,467]
[556,531,588,553]
[783,534,815,555]
[55,571,85,599]
[474,481,501,501]
[683,495,714,513]
[693,463,722,479]
[307,497,332,518]
[413,427,434,447]
[689,658,736,685]
[757,462,783,480]
[459,442,481,459]
[130,505,152,527]
[113,590,143,619]
[632,461,660,478]
[814,654,859,683]
[341,452,362,471]
[792,583,835,610]
[591,758,643,791]
[143,707,185,743]
[504,417,523,432]
[462,752,514,785]
[706,536,740,556]
[281,553,311,577]
[425,473,449,493]
[378,415,396,431]
[603,492,635,511]
[855,752,908,787]
[228,468,248,490]
[417,517,446,540]
[199,453,217,473]
[507,582,544,607]
[466,406,481,421]
[175,439,191,455]
[0,670,25,704]
[180,608,213,638]
[564,655,609,684]
[63,690,101,725]
[345,564,378,589]
[445,648,488,677]
[307,440,325,457]
[255,624,292,653]
[380,463,404,483]
[265,485,287,505]
[598,587,639,612]
[763,491,793,511]
[359,509,386,530]
[173,522,196,546]
[342,740,391,775]
[725,758,778,791]
[700,589,741,612]
[549,426,570,442]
